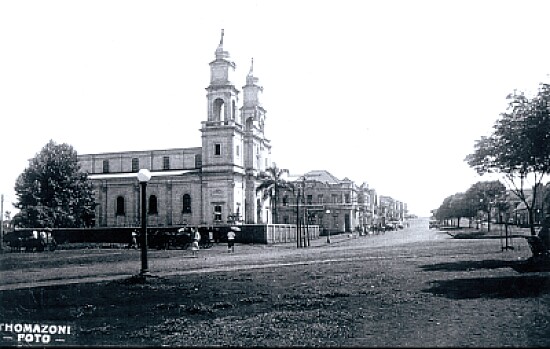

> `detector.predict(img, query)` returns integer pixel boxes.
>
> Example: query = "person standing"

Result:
[128,231,138,249]
[191,228,200,257]
[227,229,236,253]
[208,228,214,247]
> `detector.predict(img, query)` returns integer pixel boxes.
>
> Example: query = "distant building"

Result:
[276,170,381,233]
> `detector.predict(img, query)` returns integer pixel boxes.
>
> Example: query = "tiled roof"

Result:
[304,170,341,184]
[287,170,341,184]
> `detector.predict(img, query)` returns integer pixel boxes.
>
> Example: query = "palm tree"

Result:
[256,164,294,224]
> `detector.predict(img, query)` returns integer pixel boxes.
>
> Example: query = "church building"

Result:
[78,30,273,228]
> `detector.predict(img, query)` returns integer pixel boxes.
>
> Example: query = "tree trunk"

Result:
[528,208,537,236]
[274,187,279,224]
[487,210,491,232]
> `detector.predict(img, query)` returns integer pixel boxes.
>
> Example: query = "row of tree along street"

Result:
[434,81,550,236]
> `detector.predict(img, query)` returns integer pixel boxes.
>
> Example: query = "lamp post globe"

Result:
[137,169,152,183]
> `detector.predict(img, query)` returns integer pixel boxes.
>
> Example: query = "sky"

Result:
[1,0,549,218]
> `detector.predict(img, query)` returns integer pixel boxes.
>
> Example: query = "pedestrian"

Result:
[227,229,236,253]
[128,231,138,249]
[191,228,200,257]
[208,228,214,247]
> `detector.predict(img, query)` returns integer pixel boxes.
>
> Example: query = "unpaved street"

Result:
[1,219,549,347]
[0,219,447,290]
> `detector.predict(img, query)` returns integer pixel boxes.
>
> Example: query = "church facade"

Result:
[78,31,273,228]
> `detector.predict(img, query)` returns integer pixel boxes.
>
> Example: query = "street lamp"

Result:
[137,169,152,277]
[325,209,331,243]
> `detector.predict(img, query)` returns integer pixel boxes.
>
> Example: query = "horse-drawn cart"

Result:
[3,229,57,252]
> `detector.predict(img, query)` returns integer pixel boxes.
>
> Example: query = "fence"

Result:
[236,224,320,244]
[12,224,320,245]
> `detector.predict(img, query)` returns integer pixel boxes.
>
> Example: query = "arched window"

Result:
[116,196,125,216]
[246,117,253,131]
[182,194,192,214]
[148,195,158,214]
[213,98,224,122]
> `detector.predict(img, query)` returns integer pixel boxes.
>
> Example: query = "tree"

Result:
[465,82,550,235]
[13,140,96,228]
[464,181,506,232]
[435,193,473,227]
[434,194,456,226]
[256,164,294,224]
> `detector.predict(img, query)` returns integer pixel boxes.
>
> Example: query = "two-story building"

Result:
[276,170,379,234]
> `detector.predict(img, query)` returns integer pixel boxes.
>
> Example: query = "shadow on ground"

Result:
[419,259,520,272]
[420,259,550,273]
[424,275,550,299]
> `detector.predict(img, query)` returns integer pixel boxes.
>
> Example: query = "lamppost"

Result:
[295,176,307,248]
[137,169,152,277]
[325,209,331,243]
[296,183,301,248]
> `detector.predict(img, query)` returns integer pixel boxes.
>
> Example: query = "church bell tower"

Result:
[200,30,246,226]
[201,29,244,174]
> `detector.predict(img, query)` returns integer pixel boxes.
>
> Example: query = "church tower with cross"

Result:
[200,30,272,224]
[241,57,272,223]
[78,30,273,227]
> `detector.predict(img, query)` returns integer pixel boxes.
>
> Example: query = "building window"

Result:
[332,194,338,204]
[318,194,323,204]
[345,194,351,204]
[283,196,288,206]
[163,156,170,170]
[214,144,221,156]
[132,158,139,172]
[116,196,125,216]
[283,216,289,224]
[213,98,224,121]
[182,194,192,214]
[195,154,202,168]
[148,195,158,214]
[214,205,222,222]
[236,145,240,156]
[102,160,109,173]
[307,195,313,205]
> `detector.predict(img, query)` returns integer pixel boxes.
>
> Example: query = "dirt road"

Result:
[2,219,548,347]
[0,219,452,290]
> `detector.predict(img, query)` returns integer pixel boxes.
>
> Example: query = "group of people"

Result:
[128,227,237,255]
[190,227,236,257]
